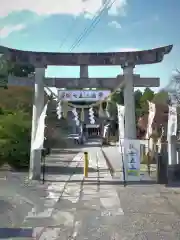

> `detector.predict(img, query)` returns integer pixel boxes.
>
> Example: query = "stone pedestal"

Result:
[156,144,168,184]
[167,136,178,182]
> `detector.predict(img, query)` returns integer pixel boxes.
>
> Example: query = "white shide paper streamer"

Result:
[32,103,48,150]
[56,101,62,119]
[72,108,80,126]
[89,107,95,124]
[167,105,177,140]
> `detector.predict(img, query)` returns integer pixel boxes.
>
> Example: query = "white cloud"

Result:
[108,20,121,29]
[0,0,127,18]
[108,0,127,16]
[0,24,25,38]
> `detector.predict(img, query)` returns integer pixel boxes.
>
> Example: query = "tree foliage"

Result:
[109,87,168,121]
[134,90,142,109]
[0,86,33,113]
[153,90,169,105]
[111,90,124,105]
[140,87,155,112]
[9,64,35,77]
[0,111,31,169]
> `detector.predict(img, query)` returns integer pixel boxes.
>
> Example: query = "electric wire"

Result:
[59,17,80,50]
[69,0,114,52]
[69,0,117,52]
[58,0,114,51]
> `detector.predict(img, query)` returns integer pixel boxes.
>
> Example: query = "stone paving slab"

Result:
[2,142,180,239]
[0,148,80,238]
[20,145,125,239]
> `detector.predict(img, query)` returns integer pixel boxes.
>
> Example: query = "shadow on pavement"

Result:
[50,149,80,154]
[165,182,180,188]
[45,160,73,163]
[42,179,157,185]
[42,166,97,175]
[0,228,33,238]
[83,144,101,148]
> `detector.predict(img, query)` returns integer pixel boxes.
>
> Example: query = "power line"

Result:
[59,17,80,50]
[58,0,110,51]
[69,0,113,51]
[69,0,117,52]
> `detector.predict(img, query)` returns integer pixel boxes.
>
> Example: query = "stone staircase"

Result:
[45,100,76,148]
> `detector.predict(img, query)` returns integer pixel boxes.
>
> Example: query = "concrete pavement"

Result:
[1,141,180,239]
[0,148,79,238]
[102,145,153,181]
[22,141,124,239]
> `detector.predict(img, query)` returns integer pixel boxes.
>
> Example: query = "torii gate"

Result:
[0,45,173,180]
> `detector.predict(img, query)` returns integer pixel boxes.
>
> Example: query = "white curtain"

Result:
[32,103,48,150]
[146,101,156,139]
[167,105,177,140]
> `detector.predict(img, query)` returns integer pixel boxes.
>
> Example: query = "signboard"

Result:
[124,139,140,181]
[86,124,100,128]
[58,90,111,102]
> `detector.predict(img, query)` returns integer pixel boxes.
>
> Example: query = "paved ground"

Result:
[0,148,79,239]
[0,142,180,239]
[102,145,156,181]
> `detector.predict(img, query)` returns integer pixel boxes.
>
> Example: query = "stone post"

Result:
[122,64,136,139]
[29,67,45,180]
[168,135,178,181]
[79,65,89,134]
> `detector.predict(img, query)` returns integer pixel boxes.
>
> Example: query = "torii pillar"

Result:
[29,67,45,180]
[79,65,89,132]
[122,63,136,139]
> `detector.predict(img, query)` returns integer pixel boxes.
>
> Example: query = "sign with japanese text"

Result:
[58,90,111,102]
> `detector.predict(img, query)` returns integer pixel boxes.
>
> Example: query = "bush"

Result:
[0,111,31,169]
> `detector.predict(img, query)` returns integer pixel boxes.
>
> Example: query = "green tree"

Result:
[134,89,143,120]
[10,64,35,77]
[140,87,155,112]
[111,90,124,105]
[134,90,142,109]
[0,58,35,88]
[0,57,10,88]
[107,90,124,119]
[153,90,169,104]
[0,111,31,169]
[0,86,33,113]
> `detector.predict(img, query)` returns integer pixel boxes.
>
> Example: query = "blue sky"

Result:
[0,0,179,91]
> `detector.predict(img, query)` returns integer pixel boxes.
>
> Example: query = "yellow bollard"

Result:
[84,152,89,177]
